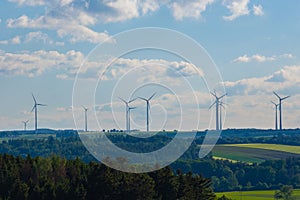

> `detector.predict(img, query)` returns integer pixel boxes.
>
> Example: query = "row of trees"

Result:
[0,153,216,200]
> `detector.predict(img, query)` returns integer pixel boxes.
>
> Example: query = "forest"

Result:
[0,153,216,200]
[1,132,300,192]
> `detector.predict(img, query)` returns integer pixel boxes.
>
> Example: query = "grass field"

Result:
[212,144,300,164]
[223,143,300,154]
[216,189,300,200]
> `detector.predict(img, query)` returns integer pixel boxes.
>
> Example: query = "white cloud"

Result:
[223,0,250,21]
[6,0,265,37]
[0,32,64,46]
[7,14,113,44]
[233,53,293,63]
[58,58,204,82]
[0,49,84,77]
[0,50,203,82]
[223,65,300,96]
[169,0,215,20]
[25,31,64,45]
[8,0,46,6]
[0,36,21,45]
[253,4,264,16]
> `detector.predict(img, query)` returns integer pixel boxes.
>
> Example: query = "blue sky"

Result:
[0,0,299,131]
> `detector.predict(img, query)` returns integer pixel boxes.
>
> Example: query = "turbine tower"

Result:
[219,101,226,131]
[31,94,46,131]
[210,91,227,131]
[22,120,29,131]
[128,107,136,132]
[82,106,88,132]
[119,98,136,132]
[271,101,279,130]
[273,91,290,130]
[139,93,156,132]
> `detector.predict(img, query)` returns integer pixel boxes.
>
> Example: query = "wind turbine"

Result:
[271,101,279,130]
[22,120,29,131]
[82,106,88,132]
[128,107,136,132]
[31,94,46,131]
[273,91,290,130]
[119,97,136,132]
[219,101,226,131]
[139,93,156,132]
[209,91,227,131]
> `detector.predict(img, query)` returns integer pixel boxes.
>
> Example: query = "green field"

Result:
[212,144,300,164]
[216,189,300,200]
[223,143,300,154]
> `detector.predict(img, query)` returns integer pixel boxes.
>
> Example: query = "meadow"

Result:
[223,143,300,154]
[216,189,300,200]
[212,143,300,163]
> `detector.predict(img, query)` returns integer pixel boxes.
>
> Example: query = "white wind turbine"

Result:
[271,101,279,130]
[209,91,227,131]
[31,94,46,132]
[119,97,136,132]
[139,93,156,132]
[82,106,88,132]
[273,91,290,130]
[22,120,29,131]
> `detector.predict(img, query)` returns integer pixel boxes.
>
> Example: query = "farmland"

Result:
[216,189,300,200]
[212,144,300,163]
[223,143,300,154]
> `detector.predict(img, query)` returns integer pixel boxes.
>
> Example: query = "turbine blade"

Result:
[282,95,290,101]
[82,105,88,110]
[209,101,216,109]
[138,97,147,101]
[148,92,156,100]
[32,93,37,104]
[273,91,280,99]
[271,101,276,105]
[219,93,227,99]
[38,104,47,106]
[210,92,217,98]
[128,98,137,103]
[31,105,35,112]
[129,107,137,110]
[119,97,128,104]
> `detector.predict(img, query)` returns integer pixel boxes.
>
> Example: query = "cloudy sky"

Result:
[0,0,299,131]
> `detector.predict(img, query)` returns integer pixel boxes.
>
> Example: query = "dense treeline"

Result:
[2,134,300,192]
[0,154,215,200]
[216,133,300,146]
[173,157,300,191]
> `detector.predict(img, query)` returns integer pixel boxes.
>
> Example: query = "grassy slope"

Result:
[223,143,300,154]
[212,144,300,164]
[216,189,300,200]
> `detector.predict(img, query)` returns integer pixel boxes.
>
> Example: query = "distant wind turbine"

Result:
[31,94,46,131]
[271,101,279,130]
[22,120,29,131]
[119,97,136,132]
[219,101,226,131]
[209,91,227,131]
[139,93,156,132]
[273,91,290,130]
[128,107,136,132]
[82,106,88,132]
